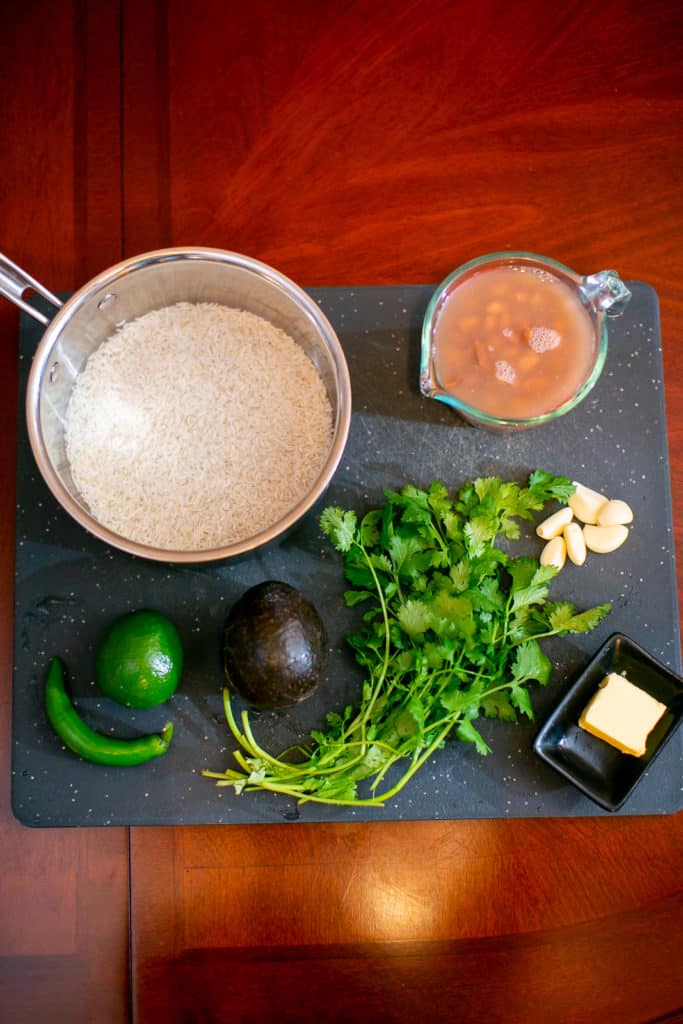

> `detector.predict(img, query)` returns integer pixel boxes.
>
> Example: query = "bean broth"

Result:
[430,266,597,419]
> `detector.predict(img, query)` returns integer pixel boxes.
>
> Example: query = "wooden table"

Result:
[2,3,682,1021]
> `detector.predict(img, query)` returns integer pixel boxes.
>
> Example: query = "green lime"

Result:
[95,610,183,709]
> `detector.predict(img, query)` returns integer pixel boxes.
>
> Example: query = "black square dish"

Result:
[533,633,683,812]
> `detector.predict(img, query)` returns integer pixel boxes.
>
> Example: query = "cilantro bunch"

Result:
[204,471,610,807]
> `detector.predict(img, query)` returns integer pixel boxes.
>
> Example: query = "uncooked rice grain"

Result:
[64,302,334,550]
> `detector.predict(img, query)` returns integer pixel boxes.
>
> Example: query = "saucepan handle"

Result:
[0,252,63,325]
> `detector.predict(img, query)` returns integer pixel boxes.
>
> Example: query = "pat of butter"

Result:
[578,672,667,757]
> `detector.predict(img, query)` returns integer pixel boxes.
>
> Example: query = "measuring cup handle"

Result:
[0,252,63,325]
[579,269,632,317]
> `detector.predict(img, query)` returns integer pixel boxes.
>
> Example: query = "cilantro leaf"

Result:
[464,516,496,556]
[510,565,557,612]
[397,599,432,637]
[427,480,452,519]
[507,556,539,592]
[360,509,382,547]
[429,591,472,622]
[480,692,518,721]
[546,601,611,634]
[387,534,423,573]
[450,561,471,592]
[402,549,447,579]
[456,718,491,756]
[510,685,534,719]
[469,576,504,613]
[343,562,375,588]
[344,589,374,607]
[440,684,482,715]
[370,553,392,574]
[527,470,575,504]
[320,507,357,551]
[511,640,551,686]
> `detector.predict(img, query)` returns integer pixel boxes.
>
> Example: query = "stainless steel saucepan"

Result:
[0,248,352,563]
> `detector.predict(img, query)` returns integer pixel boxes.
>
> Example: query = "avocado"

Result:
[223,581,327,709]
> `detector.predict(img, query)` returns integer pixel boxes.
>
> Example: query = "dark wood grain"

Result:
[0,4,129,1023]
[2,1,683,1021]
[135,891,683,1024]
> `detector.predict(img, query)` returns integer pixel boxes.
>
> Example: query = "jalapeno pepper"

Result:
[44,656,173,766]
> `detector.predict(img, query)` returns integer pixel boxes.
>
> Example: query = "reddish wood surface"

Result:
[0,4,129,1024]
[2,2,683,1022]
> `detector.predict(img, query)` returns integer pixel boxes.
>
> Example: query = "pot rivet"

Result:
[48,361,60,384]
[97,292,117,310]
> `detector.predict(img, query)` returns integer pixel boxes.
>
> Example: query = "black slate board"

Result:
[12,283,682,826]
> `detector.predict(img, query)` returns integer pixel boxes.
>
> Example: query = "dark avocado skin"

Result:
[223,581,327,709]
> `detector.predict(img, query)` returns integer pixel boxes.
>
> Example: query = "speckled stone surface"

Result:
[11,283,682,826]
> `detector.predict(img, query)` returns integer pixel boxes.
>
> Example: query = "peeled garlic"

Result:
[563,521,587,566]
[540,535,566,570]
[568,482,608,525]
[597,499,634,527]
[583,524,629,554]
[536,506,573,540]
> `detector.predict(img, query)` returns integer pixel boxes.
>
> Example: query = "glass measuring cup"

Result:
[420,251,632,430]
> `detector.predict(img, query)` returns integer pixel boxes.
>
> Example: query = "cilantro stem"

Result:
[507,628,560,644]
[239,710,287,768]
[370,721,455,802]
[342,538,392,742]
[247,779,385,807]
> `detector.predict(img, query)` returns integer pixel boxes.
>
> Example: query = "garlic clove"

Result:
[596,499,634,527]
[583,524,629,554]
[563,521,587,566]
[568,482,608,525]
[536,506,573,540]
[540,535,566,570]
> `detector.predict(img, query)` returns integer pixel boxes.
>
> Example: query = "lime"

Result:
[95,610,183,709]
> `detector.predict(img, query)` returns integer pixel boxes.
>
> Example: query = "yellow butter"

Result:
[578,672,667,757]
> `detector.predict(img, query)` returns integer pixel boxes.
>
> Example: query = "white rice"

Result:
[64,302,334,551]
